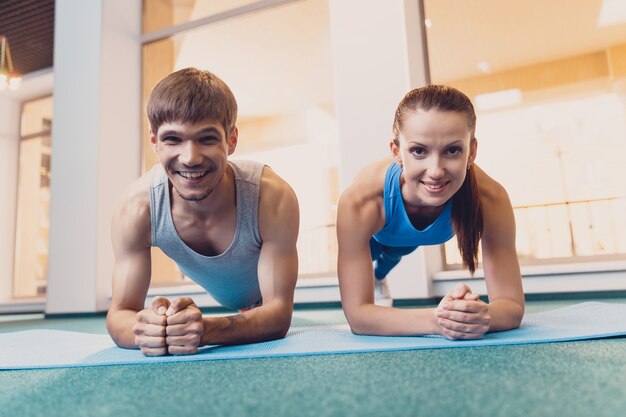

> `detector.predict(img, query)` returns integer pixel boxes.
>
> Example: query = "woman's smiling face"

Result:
[392,109,477,208]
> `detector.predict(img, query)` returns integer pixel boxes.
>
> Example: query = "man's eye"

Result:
[199,136,219,143]
[163,136,180,143]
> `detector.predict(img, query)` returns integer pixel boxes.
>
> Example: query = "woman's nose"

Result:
[426,157,445,179]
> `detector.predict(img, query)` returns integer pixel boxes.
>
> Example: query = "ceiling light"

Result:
[0,35,21,91]
[476,61,491,74]
[598,0,626,27]
[475,88,522,111]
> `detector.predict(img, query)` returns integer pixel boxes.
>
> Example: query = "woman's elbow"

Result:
[506,303,525,330]
[344,307,371,335]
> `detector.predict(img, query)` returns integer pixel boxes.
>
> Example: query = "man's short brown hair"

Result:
[147,67,238,135]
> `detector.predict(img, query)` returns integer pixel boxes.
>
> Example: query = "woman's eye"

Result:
[446,146,463,156]
[410,147,426,156]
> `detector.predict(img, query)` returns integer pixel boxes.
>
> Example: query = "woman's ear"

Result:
[389,139,402,167]
[468,137,478,165]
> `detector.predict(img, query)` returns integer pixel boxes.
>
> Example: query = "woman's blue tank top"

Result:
[372,162,455,248]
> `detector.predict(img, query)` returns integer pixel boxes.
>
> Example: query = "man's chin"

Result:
[176,189,212,201]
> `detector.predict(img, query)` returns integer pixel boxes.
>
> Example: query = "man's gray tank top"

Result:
[149,160,264,310]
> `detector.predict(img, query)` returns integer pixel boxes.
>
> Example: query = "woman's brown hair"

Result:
[392,85,483,273]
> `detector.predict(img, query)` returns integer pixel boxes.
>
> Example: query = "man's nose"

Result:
[179,141,202,166]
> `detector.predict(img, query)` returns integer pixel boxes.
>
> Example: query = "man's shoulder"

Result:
[122,168,154,205]
[255,165,298,223]
[258,165,296,201]
[113,168,154,231]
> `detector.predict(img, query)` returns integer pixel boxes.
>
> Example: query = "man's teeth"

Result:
[179,171,207,179]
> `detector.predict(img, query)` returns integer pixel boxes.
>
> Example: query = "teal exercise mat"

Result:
[1,302,625,370]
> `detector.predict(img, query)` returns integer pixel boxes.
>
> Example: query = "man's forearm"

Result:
[201,302,291,346]
[488,298,524,332]
[106,308,139,349]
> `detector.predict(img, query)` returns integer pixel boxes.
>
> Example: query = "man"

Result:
[106,68,299,356]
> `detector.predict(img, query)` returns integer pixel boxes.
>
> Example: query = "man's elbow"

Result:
[105,307,136,349]
[274,324,290,340]
[263,304,292,341]
[105,310,123,347]
[263,319,290,341]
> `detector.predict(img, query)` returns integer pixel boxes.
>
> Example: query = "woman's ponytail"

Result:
[451,163,483,274]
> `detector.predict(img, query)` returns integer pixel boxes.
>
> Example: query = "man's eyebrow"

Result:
[159,127,221,137]
[195,127,221,135]
[159,130,182,137]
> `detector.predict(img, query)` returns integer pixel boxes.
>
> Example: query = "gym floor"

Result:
[1,296,625,417]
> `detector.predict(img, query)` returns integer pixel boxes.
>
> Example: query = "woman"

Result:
[336,85,524,340]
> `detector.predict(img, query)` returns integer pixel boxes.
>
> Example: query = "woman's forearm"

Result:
[487,298,524,332]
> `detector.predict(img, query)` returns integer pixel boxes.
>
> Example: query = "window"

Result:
[143,0,263,32]
[142,0,338,286]
[424,0,626,267]
[13,96,53,298]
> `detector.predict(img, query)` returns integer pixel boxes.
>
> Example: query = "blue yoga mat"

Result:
[1,302,625,370]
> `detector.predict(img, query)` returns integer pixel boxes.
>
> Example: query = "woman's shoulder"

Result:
[343,158,391,204]
[337,158,390,232]
[473,165,517,243]
[474,165,510,208]
[473,165,515,236]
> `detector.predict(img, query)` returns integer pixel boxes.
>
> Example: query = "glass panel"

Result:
[13,135,52,298]
[423,0,626,267]
[143,0,263,33]
[20,96,53,137]
[142,0,337,284]
[13,96,53,298]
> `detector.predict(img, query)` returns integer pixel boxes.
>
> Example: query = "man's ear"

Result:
[389,139,402,167]
[227,127,238,155]
[149,130,158,152]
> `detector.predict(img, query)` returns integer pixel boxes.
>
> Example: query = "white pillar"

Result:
[328,0,433,299]
[329,0,428,188]
[0,71,53,310]
[0,97,20,304]
[46,0,141,314]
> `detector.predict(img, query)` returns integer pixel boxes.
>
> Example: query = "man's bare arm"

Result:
[199,167,299,346]
[106,184,167,354]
